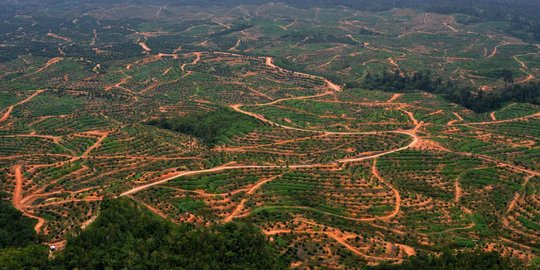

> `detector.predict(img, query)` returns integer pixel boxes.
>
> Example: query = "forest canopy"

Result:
[0,198,286,270]
[368,249,530,270]
[362,70,540,113]
[0,192,40,249]
[3,0,539,41]
[0,197,535,269]
[148,106,262,146]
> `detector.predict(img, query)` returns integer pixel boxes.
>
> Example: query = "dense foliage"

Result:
[0,192,49,270]
[54,198,285,270]
[203,0,540,41]
[0,244,50,270]
[362,70,540,113]
[4,0,536,41]
[148,106,262,146]
[368,249,529,270]
[0,198,285,269]
[0,192,39,248]
[0,195,535,269]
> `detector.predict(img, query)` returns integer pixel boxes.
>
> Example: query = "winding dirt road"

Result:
[13,165,46,233]
[122,55,419,201]
[265,57,342,92]
[121,164,330,197]
[0,89,44,124]
[180,52,201,78]
[264,217,412,262]
[223,175,282,223]
[486,44,501,59]
[462,112,540,126]
[371,160,401,220]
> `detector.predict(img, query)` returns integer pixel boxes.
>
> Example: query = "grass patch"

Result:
[177,198,206,212]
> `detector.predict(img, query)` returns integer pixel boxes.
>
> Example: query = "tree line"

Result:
[368,249,533,270]
[148,106,262,146]
[361,70,539,113]
[0,197,285,269]
[0,194,536,269]
[0,192,41,249]
[2,0,539,42]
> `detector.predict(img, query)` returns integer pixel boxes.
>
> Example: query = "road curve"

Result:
[122,55,420,197]
[0,89,44,124]
[120,164,331,197]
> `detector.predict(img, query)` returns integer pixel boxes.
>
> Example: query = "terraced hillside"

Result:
[0,1,539,268]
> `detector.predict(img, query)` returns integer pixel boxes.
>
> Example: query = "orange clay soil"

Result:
[0,89,44,124]
[461,112,539,126]
[12,165,46,233]
[124,60,422,197]
[223,174,282,223]
[9,50,538,260]
[371,159,401,221]
[387,93,402,103]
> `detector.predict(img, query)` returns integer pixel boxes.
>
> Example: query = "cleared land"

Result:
[0,3,538,268]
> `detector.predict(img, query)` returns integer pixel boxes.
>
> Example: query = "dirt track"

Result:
[229,39,242,51]
[15,47,537,257]
[506,174,533,213]
[13,165,23,210]
[463,112,540,126]
[486,44,501,59]
[12,165,46,233]
[443,16,459,33]
[264,57,342,92]
[279,19,297,31]
[0,89,44,124]
[387,93,402,103]
[121,164,330,197]
[180,52,201,78]
[371,160,401,220]
[80,131,109,158]
[263,217,413,261]
[123,56,420,202]
[223,175,282,223]
[490,111,497,121]
[138,41,151,52]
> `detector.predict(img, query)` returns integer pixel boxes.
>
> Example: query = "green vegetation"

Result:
[0,198,285,269]
[0,192,39,248]
[148,106,262,146]
[55,198,284,269]
[177,197,206,212]
[0,1,538,268]
[363,70,540,113]
[0,192,49,270]
[369,249,526,270]
[0,244,50,270]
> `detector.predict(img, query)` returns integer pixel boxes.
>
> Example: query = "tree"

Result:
[368,249,525,270]
[53,198,286,270]
[500,69,514,86]
[0,192,39,248]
